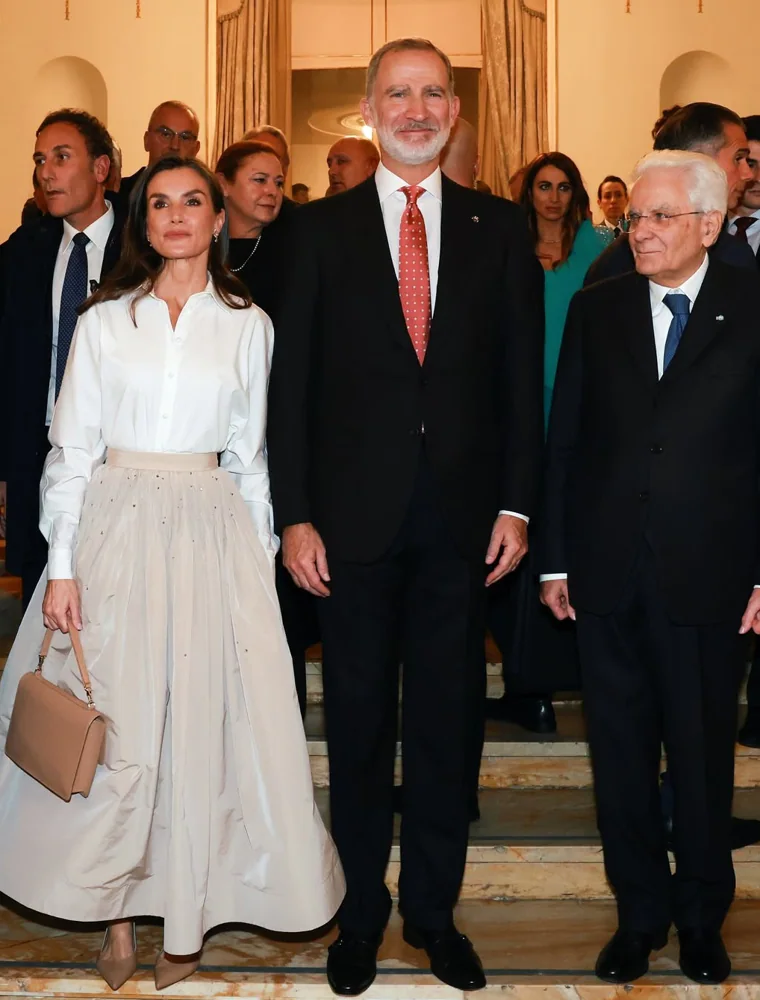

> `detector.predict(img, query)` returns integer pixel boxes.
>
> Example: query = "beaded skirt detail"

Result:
[0,460,344,953]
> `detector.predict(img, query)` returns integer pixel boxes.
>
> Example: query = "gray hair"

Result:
[242,124,290,167]
[631,150,728,215]
[366,37,455,99]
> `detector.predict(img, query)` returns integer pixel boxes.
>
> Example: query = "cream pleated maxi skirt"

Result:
[0,451,344,954]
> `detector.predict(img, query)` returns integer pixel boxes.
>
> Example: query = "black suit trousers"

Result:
[7,424,51,609]
[317,450,487,935]
[576,545,743,933]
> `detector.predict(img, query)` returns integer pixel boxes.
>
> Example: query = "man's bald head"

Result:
[144,100,200,165]
[327,136,380,195]
[440,118,479,189]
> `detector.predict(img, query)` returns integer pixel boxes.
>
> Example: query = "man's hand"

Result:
[282,522,331,597]
[485,514,528,587]
[42,579,82,633]
[740,588,760,635]
[540,578,576,621]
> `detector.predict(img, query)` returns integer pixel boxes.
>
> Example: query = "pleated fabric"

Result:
[0,458,344,953]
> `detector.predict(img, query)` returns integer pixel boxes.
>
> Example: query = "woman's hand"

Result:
[42,579,82,633]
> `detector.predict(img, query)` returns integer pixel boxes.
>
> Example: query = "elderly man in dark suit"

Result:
[586,102,754,285]
[0,109,126,606]
[268,37,544,996]
[119,100,200,203]
[541,150,760,986]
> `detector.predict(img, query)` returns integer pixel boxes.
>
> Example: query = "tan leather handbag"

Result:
[5,629,106,801]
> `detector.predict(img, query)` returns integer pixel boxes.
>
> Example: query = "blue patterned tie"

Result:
[56,232,90,398]
[662,292,690,372]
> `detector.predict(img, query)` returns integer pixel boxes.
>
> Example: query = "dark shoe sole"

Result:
[737,731,760,749]
[326,970,376,997]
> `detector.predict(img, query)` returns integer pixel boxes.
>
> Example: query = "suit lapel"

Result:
[426,176,466,365]
[344,178,413,357]
[660,263,726,383]
[618,273,659,388]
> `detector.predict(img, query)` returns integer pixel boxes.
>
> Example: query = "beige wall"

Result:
[556,0,758,220]
[0,0,209,241]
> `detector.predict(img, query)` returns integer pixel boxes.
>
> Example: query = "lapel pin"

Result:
[716,315,725,321]
[471,215,479,223]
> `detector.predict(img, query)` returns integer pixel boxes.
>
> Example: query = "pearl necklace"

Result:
[229,234,262,272]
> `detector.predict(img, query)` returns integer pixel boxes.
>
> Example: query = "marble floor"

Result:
[2,897,760,998]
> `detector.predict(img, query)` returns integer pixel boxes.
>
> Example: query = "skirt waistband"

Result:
[106,450,219,472]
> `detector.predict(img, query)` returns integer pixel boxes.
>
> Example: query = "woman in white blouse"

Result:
[0,156,344,991]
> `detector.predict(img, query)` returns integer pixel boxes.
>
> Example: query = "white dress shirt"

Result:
[727,208,760,256]
[47,201,116,425]
[41,282,276,579]
[541,254,710,583]
[649,252,709,378]
[374,161,527,525]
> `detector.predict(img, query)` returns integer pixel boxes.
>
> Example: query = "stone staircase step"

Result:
[305,703,760,790]
[313,786,760,901]
[0,897,759,997]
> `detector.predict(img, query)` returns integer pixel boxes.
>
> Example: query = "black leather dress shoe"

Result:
[738,707,760,748]
[595,929,669,983]
[485,695,557,734]
[731,816,760,849]
[403,923,486,991]
[326,931,383,996]
[679,928,731,984]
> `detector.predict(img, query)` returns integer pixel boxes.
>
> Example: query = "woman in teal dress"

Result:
[520,152,609,426]
[486,153,607,730]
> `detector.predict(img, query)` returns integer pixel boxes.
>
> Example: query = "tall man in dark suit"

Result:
[268,37,544,996]
[119,101,200,202]
[0,109,125,606]
[585,103,754,285]
[541,150,760,985]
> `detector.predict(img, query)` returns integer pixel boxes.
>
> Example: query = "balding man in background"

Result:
[440,118,479,189]
[119,100,201,201]
[326,136,379,196]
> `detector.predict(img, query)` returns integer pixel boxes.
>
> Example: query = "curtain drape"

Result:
[478,0,548,199]
[214,0,291,167]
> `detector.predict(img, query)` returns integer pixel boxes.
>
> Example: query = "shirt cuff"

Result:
[539,573,568,582]
[498,510,529,524]
[47,548,74,580]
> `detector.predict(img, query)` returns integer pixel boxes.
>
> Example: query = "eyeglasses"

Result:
[151,126,198,144]
[620,211,704,233]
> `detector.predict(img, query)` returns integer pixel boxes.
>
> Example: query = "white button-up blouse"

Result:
[41,281,276,579]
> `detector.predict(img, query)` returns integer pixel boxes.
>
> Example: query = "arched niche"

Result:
[660,51,733,110]
[33,56,107,125]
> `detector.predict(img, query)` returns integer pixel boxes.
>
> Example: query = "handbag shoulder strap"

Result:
[38,628,96,708]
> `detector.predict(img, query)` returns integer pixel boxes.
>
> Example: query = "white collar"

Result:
[374,160,442,203]
[649,252,709,315]
[728,207,760,225]
[600,217,619,230]
[61,200,114,254]
[148,276,228,311]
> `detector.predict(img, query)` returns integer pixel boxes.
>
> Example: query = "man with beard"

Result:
[326,136,379,195]
[268,37,544,996]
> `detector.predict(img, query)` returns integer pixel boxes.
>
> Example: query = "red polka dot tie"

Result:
[399,185,431,364]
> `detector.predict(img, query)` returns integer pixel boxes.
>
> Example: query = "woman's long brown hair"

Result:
[83,155,252,320]
[519,152,591,269]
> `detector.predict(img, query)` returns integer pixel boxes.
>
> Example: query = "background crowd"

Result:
[1,36,760,994]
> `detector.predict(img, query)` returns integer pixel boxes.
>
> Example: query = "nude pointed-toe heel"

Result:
[96,923,137,992]
[154,951,201,990]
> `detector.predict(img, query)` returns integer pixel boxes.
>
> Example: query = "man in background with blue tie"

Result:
[0,109,125,606]
[540,150,760,986]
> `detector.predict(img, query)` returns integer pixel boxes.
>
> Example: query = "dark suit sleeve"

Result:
[541,290,585,574]
[500,208,545,518]
[584,234,634,287]
[267,210,319,532]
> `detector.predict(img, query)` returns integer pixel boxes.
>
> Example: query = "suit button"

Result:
[650,445,663,454]
[420,377,429,386]
[639,491,649,502]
